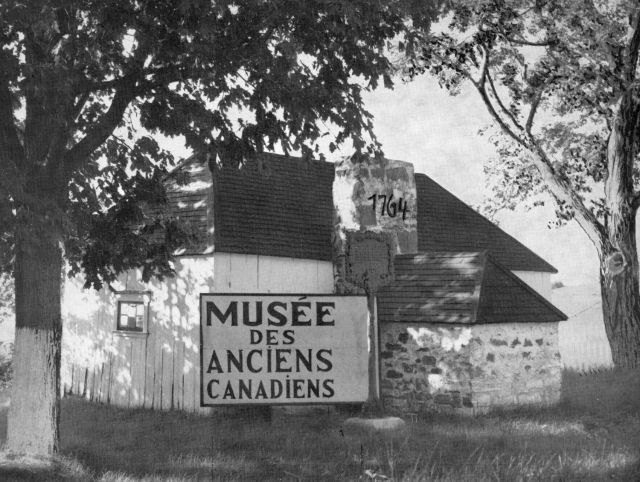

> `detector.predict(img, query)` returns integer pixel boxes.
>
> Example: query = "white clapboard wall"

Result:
[61,253,334,411]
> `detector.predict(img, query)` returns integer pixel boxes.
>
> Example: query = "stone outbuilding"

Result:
[377,252,566,415]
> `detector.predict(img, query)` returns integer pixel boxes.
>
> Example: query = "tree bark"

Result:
[599,238,640,368]
[7,234,62,454]
[598,82,640,368]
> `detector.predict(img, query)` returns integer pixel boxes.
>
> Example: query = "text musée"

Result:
[205,300,336,327]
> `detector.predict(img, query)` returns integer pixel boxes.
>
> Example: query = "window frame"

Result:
[116,300,146,332]
[112,291,151,336]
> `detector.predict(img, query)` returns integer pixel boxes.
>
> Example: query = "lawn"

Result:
[0,369,639,481]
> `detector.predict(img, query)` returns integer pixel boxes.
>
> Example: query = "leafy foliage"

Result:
[401,0,640,234]
[0,273,13,326]
[0,0,440,288]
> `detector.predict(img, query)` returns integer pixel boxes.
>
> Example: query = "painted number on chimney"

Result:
[367,194,408,221]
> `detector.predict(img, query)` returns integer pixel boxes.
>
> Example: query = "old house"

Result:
[61,153,565,415]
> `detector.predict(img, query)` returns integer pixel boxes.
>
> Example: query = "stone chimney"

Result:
[332,157,417,294]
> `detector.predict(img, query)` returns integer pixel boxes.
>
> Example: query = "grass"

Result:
[0,368,638,481]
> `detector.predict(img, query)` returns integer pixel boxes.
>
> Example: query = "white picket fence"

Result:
[554,286,613,371]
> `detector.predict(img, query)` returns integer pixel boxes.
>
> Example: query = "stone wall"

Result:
[469,322,561,411]
[380,323,474,414]
[379,322,561,415]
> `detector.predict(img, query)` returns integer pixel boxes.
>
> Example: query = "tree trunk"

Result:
[599,244,640,368]
[7,234,62,454]
[599,83,640,368]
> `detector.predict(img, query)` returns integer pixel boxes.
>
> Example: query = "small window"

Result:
[117,301,145,332]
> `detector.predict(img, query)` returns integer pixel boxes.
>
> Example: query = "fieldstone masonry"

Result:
[380,322,561,414]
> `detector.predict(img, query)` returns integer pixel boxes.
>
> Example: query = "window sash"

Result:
[117,301,145,332]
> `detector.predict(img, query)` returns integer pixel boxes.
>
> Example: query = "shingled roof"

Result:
[377,252,566,324]
[162,153,335,260]
[415,174,557,273]
[212,153,335,260]
[161,155,557,272]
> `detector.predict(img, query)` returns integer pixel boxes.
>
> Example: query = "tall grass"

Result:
[0,368,638,481]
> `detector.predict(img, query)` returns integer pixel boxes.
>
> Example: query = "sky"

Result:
[360,75,602,288]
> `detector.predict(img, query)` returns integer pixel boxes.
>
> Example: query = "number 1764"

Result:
[367,194,408,221]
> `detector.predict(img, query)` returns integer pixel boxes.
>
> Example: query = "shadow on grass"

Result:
[0,368,638,481]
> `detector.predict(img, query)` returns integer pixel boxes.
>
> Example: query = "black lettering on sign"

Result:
[291,302,311,325]
[207,350,222,373]
[255,381,268,399]
[275,349,292,372]
[266,329,279,345]
[247,350,262,373]
[293,379,305,398]
[223,382,235,399]
[238,379,253,399]
[249,330,262,344]
[282,330,295,345]
[267,301,288,326]
[271,379,283,398]
[227,349,243,372]
[206,301,237,326]
[296,349,313,372]
[207,379,220,399]
[207,299,345,327]
[307,379,320,398]
[322,379,335,398]
[206,377,338,401]
[242,301,262,326]
[316,349,333,372]
[316,302,335,326]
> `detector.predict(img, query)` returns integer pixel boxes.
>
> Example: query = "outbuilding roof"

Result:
[377,252,566,324]
[415,174,557,273]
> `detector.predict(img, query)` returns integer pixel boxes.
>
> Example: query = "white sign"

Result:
[200,294,369,406]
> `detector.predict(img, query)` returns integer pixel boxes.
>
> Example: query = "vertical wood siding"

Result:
[61,254,334,412]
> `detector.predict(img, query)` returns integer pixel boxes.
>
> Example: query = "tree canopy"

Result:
[403,0,640,250]
[0,0,440,288]
[401,0,640,367]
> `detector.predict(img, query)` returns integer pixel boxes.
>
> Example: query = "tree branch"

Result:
[526,136,609,255]
[526,90,542,134]
[469,50,524,143]
[71,91,90,121]
[63,31,155,177]
[474,44,488,86]
[469,54,608,255]
[63,77,138,176]
[486,68,524,132]
[503,36,554,47]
